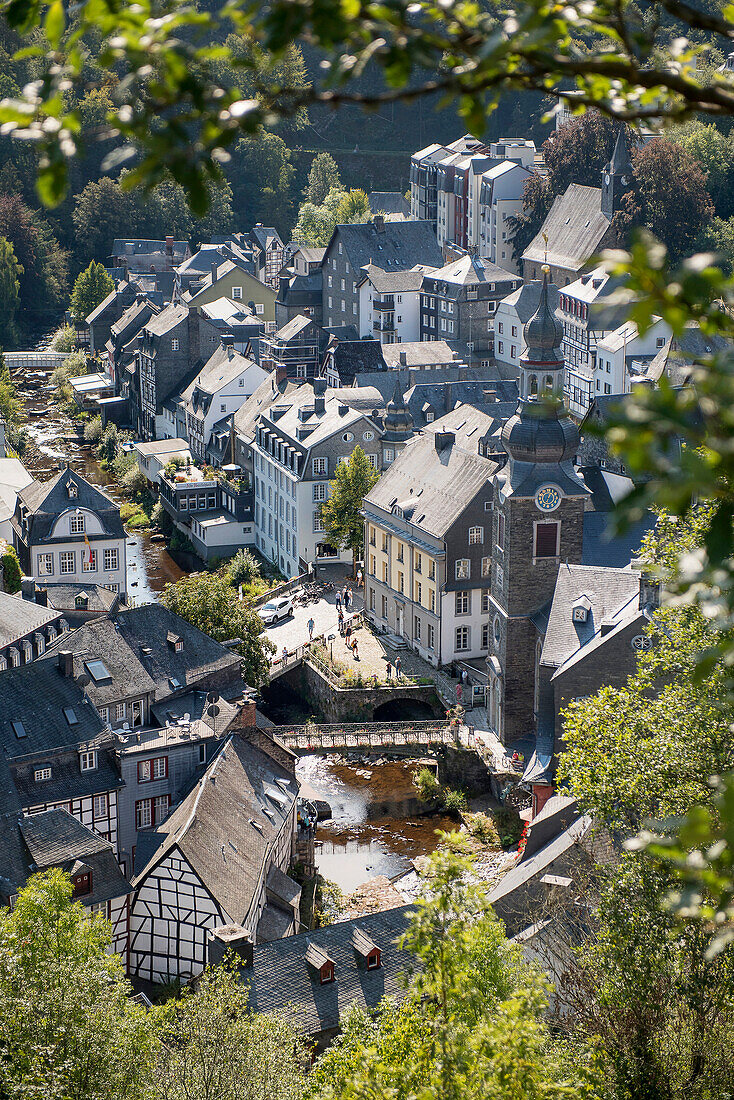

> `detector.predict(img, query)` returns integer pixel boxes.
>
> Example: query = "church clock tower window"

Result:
[534,522,560,559]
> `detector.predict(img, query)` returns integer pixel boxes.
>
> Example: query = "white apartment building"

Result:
[594,318,671,396]
[477,160,533,273]
[356,264,431,344]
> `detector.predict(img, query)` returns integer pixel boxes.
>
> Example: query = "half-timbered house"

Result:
[128,733,300,984]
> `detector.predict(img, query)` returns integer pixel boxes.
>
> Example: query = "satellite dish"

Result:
[207,704,220,719]
[206,691,217,704]
[76,673,90,688]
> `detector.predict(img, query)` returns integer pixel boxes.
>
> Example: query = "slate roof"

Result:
[37,583,120,616]
[380,341,461,369]
[328,220,443,273]
[523,184,610,272]
[12,750,122,807]
[232,376,303,448]
[0,755,30,900]
[358,264,429,293]
[540,563,639,669]
[86,280,132,325]
[427,254,516,287]
[498,279,560,325]
[364,405,498,538]
[258,388,381,453]
[145,303,188,338]
[368,192,411,217]
[275,314,316,342]
[45,604,243,704]
[133,735,297,926]
[0,591,60,648]
[245,905,414,1035]
[0,652,107,758]
[581,508,653,568]
[181,344,261,402]
[19,809,131,905]
[16,467,125,545]
[641,327,732,386]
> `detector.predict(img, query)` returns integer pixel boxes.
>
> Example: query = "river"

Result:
[14,360,185,598]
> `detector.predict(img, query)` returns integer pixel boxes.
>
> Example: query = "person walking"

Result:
[345,624,352,646]
[281,646,288,664]
[357,569,363,588]
[336,591,342,611]
[307,616,315,641]
[456,682,463,704]
[344,589,351,611]
[395,655,402,680]
[386,660,392,680]
[338,607,344,631]
[352,639,359,661]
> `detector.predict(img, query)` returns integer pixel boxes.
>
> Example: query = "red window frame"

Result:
[137,756,168,783]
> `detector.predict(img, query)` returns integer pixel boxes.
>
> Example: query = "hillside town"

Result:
[1,2,734,1093]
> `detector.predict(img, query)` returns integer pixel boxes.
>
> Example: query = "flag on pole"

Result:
[84,533,93,568]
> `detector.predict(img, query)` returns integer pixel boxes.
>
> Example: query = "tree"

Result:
[157,963,305,1100]
[0,235,21,347]
[191,179,236,245]
[230,131,296,238]
[320,446,379,574]
[0,194,68,334]
[307,841,598,1100]
[70,261,114,325]
[670,119,734,219]
[293,188,370,247]
[159,573,273,687]
[0,869,158,1100]
[1,544,22,592]
[334,189,370,225]
[617,139,714,264]
[72,177,145,265]
[226,548,262,588]
[305,153,342,206]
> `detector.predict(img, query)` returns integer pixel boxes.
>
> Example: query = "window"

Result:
[313,512,325,533]
[138,757,167,782]
[136,799,152,829]
[104,548,119,571]
[496,511,505,550]
[79,750,97,772]
[369,587,376,611]
[415,581,422,604]
[427,623,435,650]
[414,616,421,641]
[534,522,560,559]
[415,552,422,574]
[98,706,109,723]
[656,336,665,348]
[171,338,179,351]
[381,594,388,618]
[368,454,378,469]
[83,549,97,572]
[481,555,492,577]
[455,590,469,615]
[313,457,327,475]
[255,303,264,315]
[37,553,53,575]
[60,551,75,574]
[199,744,207,764]
[115,702,126,721]
[481,588,491,613]
[232,286,243,299]
[382,562,388,582]
[455,559,470,579]
[428,560,435,580]
[511,325,518,337]
[497,341,504,354]
[469,526,483,545]
[34,766,52,782]
[455,626,470,651]
[93,793,108,819]
[70,513,85,534]
[313,482,327,502]
[496,564,504,588]
[154,795,170,822]
[398,571,404,594]
[481,623,490,649]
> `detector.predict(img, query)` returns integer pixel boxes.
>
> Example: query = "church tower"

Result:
[601,127,632,220]
[486,269,590,744]
[381,378,414,465]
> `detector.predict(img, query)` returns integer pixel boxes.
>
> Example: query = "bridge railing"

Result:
[267,718,466,752]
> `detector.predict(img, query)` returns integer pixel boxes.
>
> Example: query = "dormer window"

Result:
[166,632,183,652]
[70,512,85,534]
[306,942,336,984]
[34,766,52,782]
[352,927,382,970]
[66,481,77,499]
[572,596,591,623]
[71,868,92,898]
[392,505,403,518]
[79,750,97,772]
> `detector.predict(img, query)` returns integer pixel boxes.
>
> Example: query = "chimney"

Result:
[21,576,36,601]
[58,650,74,677]
[373,215,385,233]
[278,272,290,299]
[221,333,235,357]
[211,260,219,282]
[275,365,288,387]
[434,431,455,452]
[338,403,348,416]
[165,235,174,254]
[207,925,253,969]
[314,394,325,416]
[313,376,327,396]
[36,586,48,607]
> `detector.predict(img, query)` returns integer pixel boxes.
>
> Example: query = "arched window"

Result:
[530,375,538,396]
[545,375,554,392]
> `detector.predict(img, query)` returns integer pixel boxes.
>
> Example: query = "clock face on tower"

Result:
[535,485,562,512]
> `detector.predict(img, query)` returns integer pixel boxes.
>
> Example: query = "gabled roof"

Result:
[427,254,516,287]
[0,653,107,758]
[145,303,188,338]
[364,404,498,538]
[368,192,411,216]
[0,591,60,648]
[523,183,610,272]
[181,344,263,403]
[358,264,429,293]
[232,375,303,447]
[0,457,34,525]
[327,219,443,273]
[19,809,131,905]
[275,314,317,342]
[540,563,639,669]
[640,326,732,387]
[16,467,125,544]
[380,341,460,369]
[133,735,297,925]
[245,905,414,1035]
[37,583,120,615]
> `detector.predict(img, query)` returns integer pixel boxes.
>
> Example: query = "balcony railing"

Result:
[373,316,395,332]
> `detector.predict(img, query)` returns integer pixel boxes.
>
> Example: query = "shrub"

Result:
[163,455,187,478]
[1,546,22,593]
[413,766,441,801]
[96,422,119,464]
[443,788,468,815]
[121,464,147,498]
[468,813,501,847]
[51,324,76,352]
[227,548,261,588]
[151,500,173,535]
[83,416,103,444]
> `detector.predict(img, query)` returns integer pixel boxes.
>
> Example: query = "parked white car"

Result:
[257,596,295,625]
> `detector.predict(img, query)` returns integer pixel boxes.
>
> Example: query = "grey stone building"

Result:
[420,254,519,357]
[260,315,322,383]
[321,217,443,331]
[133,304,220,440]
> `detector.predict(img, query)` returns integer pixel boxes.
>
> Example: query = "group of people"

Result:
[385,656,403,680]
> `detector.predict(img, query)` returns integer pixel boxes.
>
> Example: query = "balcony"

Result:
[373,296,395,311]
[373,315,396,332]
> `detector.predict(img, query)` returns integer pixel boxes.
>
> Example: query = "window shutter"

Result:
[535,523,559,558]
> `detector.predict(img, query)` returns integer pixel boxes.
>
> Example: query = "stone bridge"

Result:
[267,718,470,755]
